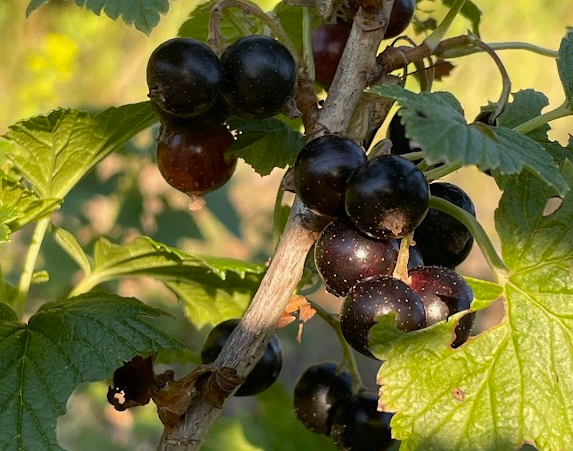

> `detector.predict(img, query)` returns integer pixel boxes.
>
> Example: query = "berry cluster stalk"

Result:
[158,2,395,450]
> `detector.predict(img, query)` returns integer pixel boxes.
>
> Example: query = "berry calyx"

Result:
[294,134,367,217]
[156,125,237,197]
[384,0,416,39]
[345,155,430,239]
[340,275,426,358]
[293,361,353,435]
[314,218,398,297]
[200,319,283,396]
[147,38,223,118]
[312,22,352,89]
[414,182,476,268]
[409,266,475,347]
[331,392,395,451]
[220,35,297,119]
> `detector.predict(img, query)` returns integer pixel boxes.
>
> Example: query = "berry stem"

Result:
[310,300,364,392]
[15,216,50,317]
[512,101,573,135]
[392,234,411,283]
[468,36,511,122]
[424,162,462,181]
[273,186,286,250]
[423,0,468,52]
[209,0,299,63]
[222,9,252,37]
[438,41,559,59]
[429,196,509,282]
[398,150,425,162]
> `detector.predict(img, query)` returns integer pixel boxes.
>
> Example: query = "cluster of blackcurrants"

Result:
[146,34,297,198]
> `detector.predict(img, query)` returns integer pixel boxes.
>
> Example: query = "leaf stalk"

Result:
[512,101,573,135]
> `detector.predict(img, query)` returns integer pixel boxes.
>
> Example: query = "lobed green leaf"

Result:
[369,85,567,195]
[27,0,170,35]
[0,102,155,199]
[371,161,573,450]
[228,116,305,176]
[0,292,183,451]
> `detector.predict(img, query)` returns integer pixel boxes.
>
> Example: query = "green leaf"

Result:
[465,277,503,310]
[85,236,266,329]
[369,85,567,195]
[26,0,170,35]
[557,31,573,105]
[370,160,573,451]
[274,3,319,52]
[0,102,155,199]
[228,116,305,176]
[0,172,61,244]
[0,303,17,321]
[0,292,183,451]
[51,226,92,275]
[442,0,482,35]
[497,89,550,141]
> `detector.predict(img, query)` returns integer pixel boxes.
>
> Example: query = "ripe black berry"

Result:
[409,266,475,348]
[220,35,297,119]
[312,22,352,89]
[414,182,476,268]
[314,218,398,297]
[388,109,421,159]
[331,392,395,451]
[156,125,237,197]
[293,362,353,435]
[384,0,416,39]
[294,135,367,217]
[345,155,429,239]
[201,319,283,396]
[340,275,426,358]
[147,38,223,117]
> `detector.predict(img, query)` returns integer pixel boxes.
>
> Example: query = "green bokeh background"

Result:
[0,0,571,450]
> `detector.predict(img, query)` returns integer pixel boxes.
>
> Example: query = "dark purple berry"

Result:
[409,266,475,347]
[340,275,426,358]
[201,319,282,396]
[345,155,429,239]
[384,0,416,39]
[293,362,353,435]
[314,219,398,297]
[312,22,352,89]
[294,135,367,217]
[147,38,223,117]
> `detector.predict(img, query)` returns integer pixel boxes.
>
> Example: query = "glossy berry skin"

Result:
[294,135,367,217]
[201,319,283,396]
[314,219,398,297]
[409,266,475,348]
[293,362,353,435]
[151,95,230,132]
[345,155,429,239]
[147,38,223,117]
[340,275,426,358]
[312,22,352,89]
[414,182,476,268]
[331,392,395,451]
[384,0,416,39]
[388,109,421,158]
[156,125,237,197]
[220,35,297,119]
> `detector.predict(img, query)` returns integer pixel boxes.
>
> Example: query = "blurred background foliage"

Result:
[0,0,571,449]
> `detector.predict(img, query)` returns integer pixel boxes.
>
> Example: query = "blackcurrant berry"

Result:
[156,125,237,197]
[409,266,475,347]
[201,319,283,396]
[331,392,395,451]
[414,182,476,268]
[314,218,398,297]
[384,0,416,40]
[293,361,353,435]
[294,135,367,217]
[220,35,297,119]
[312,22,352,89]
[345,155,429,239]
[340,275,426,358]
[151,95,230,132]
[147,38,223,117]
